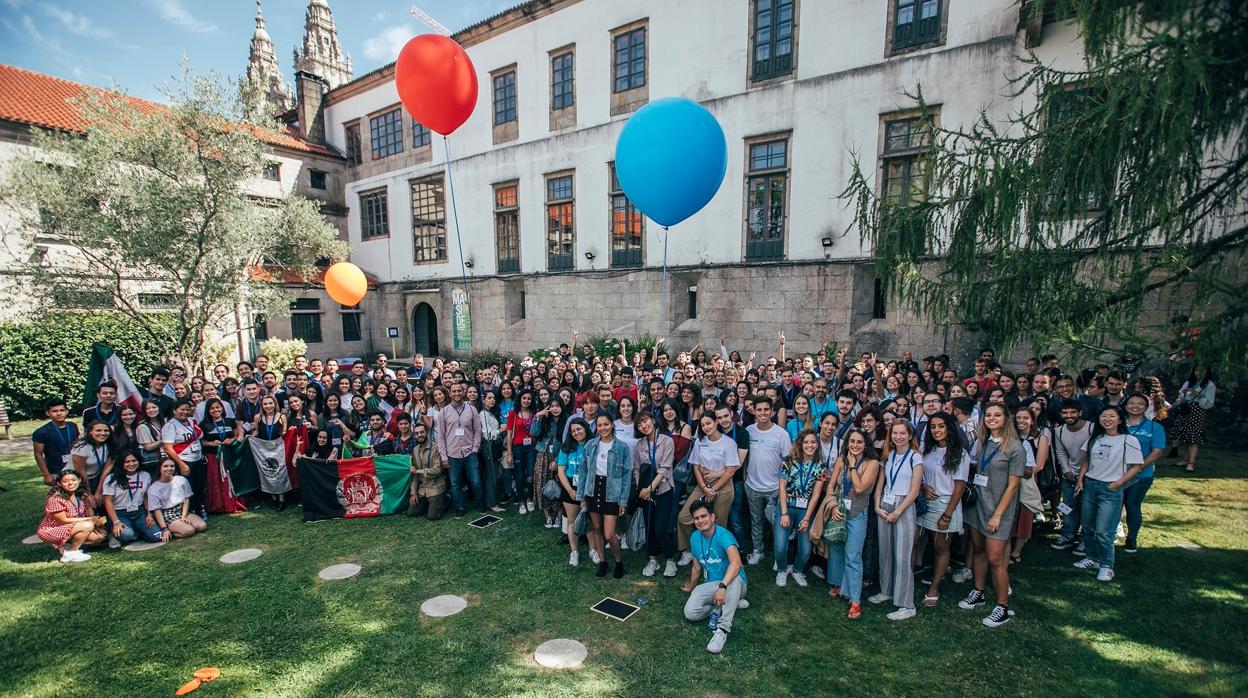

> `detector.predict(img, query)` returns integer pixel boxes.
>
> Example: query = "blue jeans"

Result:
[773,503,811,572]
[510,444,536,501]
[448,453,485,513]
[827,509,868,602]
[1060,477,1083,540]
[1081,478,1123,568]
[1122,476,1153,546]
[113,507,162,544]
[729,481,747,544]
[744,484,778,554]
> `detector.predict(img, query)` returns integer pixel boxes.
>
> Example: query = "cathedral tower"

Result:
[244,0,294,119]
[293,0,354,89]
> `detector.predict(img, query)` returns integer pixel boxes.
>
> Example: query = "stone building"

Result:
[286,0,1092,364]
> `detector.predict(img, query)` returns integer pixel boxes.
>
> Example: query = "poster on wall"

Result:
[452,288,472,350]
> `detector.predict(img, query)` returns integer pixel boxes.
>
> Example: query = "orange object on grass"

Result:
[175,678,202,696]
[193,668,220,682]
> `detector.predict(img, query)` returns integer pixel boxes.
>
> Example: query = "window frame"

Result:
[609,20,649,115]
[359,187,390,240]
[608,161,643,268]
[743,134,791,262]
[877,108,938,209]
[494,181,521,273]
[550,49,575,111]
[492,68,518,126]
[340,304,363,342]
[749,0,799,84]
[885,0,947,56]
[289,298,323,344]
[344,122,362,166]
[412,120,431,149]
[309,169,327,190]
[545,171,576,272]
[369,107,405,160]
[409,174,448,265]
[262,161,281,181]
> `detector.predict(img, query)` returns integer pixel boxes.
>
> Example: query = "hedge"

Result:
[0,312,176,419]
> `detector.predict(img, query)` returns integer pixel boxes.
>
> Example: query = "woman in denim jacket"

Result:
[578,413,638,579]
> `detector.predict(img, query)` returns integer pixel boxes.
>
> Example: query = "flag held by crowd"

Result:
[299,455,412,522]
[82,343,142,410]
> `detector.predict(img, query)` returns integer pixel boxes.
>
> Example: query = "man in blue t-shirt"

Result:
[682,499,748,654]
[31,398,79,486]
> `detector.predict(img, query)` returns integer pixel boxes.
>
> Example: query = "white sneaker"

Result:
[527,501,536,512]
[706,628,728,654]
[951,567,973,583]
[737,598,750,609]
[775,569,789,587]
[1096,566,1115,582]
[60,550,88,563]
[791,572,808,588]
[677,551,694,566]
[619,535,629,549]
[1074,558,1099,570]
[747,551,764,565]
[1115,522,1126,540]
[664,561,678,577]
[887,607,917,621]
[107,535,121,550]
[810,566,826,581]
[642,559,659,577]
[518,503,528,514]
[589,548,602,564]
[569,551,580,567]
[867,592,891,605]
[544,516,553,528]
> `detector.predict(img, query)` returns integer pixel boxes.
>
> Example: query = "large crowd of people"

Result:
[29,336,1217,653]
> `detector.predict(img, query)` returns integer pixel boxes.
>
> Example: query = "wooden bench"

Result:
[0,398,11,440]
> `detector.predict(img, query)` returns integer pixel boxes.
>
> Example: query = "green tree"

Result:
[2,67,348,371]
[844,0,1247,373]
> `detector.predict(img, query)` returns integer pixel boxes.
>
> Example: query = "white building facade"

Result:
[308,0,1086,361]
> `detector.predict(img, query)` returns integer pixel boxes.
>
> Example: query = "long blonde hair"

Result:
[976,403,1019,454]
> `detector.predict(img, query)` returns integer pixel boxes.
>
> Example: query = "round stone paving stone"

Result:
[534,639,588,670]
[123,540,167,552]
[421,595,468,618]
[318,563,361,580]
[22,534,42,545]
[220,548,263,564]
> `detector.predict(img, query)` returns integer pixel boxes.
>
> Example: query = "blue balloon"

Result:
[614,97,727,227]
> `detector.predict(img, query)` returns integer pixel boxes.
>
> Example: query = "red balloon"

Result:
[395,34,478,136]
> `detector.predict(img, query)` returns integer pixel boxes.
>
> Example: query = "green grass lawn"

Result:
[1,449,1245,697]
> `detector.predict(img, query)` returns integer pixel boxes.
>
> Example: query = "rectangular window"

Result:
[688,285,698,320]
[290,313,322,344]
[262,162,280,181]
[880,116,932,207]
[345,123,362,166]
[410,175,447,264]
[608,162,643,267]
[1043,87,1108,213]
[872,277,887,319]
[309,170,327,190]
[520,291,526,320]
[137,293,176,309]
[253,315,268,341]
[289,298,320,311]
[493,70,517,125]
[412,121,431,148]
[340,305,362,342]
[612,27,646,93]
[745,138,789,261]
[752,0,795,81]
[494,182,520,273]
[545,173,575,271]
[359,188,389,239]
[551,51,574,110]
[892,0,941,51]
[369,108,404,159]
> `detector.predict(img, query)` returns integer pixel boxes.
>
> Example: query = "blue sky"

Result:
[0,0,518,101]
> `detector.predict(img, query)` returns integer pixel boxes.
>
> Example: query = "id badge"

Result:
[332,438,342,446]
[842,498,852,511]
[974,473,989,487]
[62,454,71,467]
[454,427,465,437]
[572,475,580,488]
[883,494,898,506]
[523,437,532,446]
[795,497,809,509]
[1057,502,1073,515]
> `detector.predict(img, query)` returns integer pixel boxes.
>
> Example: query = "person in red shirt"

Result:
[613,367,639,404]
[962,359,998,395]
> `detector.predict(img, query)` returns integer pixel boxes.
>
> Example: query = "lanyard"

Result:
[92,444,107,472]
[393,437,409,454]
[979,443,1000,470]
[98,406,117,425]
[55,423,72,450]
[213,419,227,439]
[820,438,836,470]
[647,437,657,469]
[68,495,84,518]
[887,450,913,491]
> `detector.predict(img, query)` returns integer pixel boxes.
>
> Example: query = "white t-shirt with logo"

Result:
[595,442,612,477]
[103,471,152,512]
[161,419,203,462]
[1083,434,1144,483]
[690,435,741,476]
[146,476,193,512]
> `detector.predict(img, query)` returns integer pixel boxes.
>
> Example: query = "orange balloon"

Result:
[324,262,367,307]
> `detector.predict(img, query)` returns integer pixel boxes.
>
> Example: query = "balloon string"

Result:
[443,136,469,297]
[662,225,669,333]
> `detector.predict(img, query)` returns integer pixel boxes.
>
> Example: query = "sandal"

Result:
[1009,554,1022,564]
[827,585,841,599]
[923,594,939,607]
[1185,464,1197,473]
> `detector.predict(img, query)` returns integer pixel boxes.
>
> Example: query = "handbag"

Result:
[914,494,929,518]
[572,508,591,536]
[627,508,647,551]
[542,477,562,503]
[821,480,848,544]
[961,466,979,509]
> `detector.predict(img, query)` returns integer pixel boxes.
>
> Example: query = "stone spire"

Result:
[245,0,294,119]
[293,0,353,89]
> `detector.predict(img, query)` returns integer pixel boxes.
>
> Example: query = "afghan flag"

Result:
[82,343,142,410]
[299,455,413,521]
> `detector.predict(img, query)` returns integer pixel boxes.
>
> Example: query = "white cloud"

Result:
[362,24,414,62]
[41,5,140,49]
[143,0,217,34]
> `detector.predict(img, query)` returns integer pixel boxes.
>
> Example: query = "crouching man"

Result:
[681,498,748,654]
[407,423,447,521]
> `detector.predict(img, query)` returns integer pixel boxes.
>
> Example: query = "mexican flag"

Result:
[217,427,305,497]
[299,455,413,521]
[83,343,142,410]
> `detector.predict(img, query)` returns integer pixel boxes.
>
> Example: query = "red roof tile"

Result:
[249,265,379,288]
[0,63,341,158]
